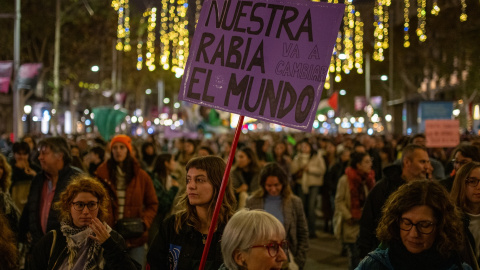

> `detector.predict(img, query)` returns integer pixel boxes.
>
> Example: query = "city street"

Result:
[305,230,349,270]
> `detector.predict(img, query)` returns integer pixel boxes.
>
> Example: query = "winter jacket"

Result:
[230,166,260,193]
[459,213,480,270]
[290,152,326,193]
[147,215,225,270]
[29,229,140,270]
[356,164,404,259]
[95,161,158,248]
[19,165,81,246]
[356,247,472,270]
[246,194,309,269]
[334,174,371,243]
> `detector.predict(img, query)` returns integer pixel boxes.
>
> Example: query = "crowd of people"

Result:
[1,131,480,269]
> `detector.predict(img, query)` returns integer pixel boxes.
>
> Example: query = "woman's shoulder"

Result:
[356,249,392,270]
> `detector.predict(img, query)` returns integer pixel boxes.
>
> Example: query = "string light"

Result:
[355,11,364,74]
[460,0,467,22]
[373,0,390,61]
[343,4,355,74]
[416,0,427,42]
[335,33,342,82]
[326,1,364,90]
[137,39,143,70]
[431,0,440,15]
[145,8,157,71]
[157,0,189,76]
[404,0,410,47]
[112,0,130,51]
[124,0,131,51]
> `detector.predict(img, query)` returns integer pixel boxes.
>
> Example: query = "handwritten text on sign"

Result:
[179,0,344,131]
[425,119,460,148]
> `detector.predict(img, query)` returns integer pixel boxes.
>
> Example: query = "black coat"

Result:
[147,215,225,270]
[29,229,140,270]
[356,164,405,259]
[19,165,81,246]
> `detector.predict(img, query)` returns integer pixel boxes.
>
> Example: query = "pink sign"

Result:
[425,119,460,148]
[0,61,13,93]
[179,0,344,131]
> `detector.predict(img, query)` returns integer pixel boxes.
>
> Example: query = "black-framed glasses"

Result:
[250,240,288,257]
[399,218,436,234]
[452,159,470,167]
[71,201,99,211]
[466,177,480,188]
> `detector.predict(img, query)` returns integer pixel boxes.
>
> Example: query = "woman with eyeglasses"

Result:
[356,180,471,270]
[451,161,480,269]
[29,175,139,270]
[219,209,288,270]
[440,144,480,192]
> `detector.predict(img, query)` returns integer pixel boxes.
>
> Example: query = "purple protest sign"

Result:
[179,0,344,131]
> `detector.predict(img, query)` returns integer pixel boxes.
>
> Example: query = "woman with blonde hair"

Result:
[147,156,237,270]
[29,175,139,270]
[0,153,20,236]
[0,212,19,270]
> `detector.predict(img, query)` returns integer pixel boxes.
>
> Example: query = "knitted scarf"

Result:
[345,167,375,220]
[60,220,110,270]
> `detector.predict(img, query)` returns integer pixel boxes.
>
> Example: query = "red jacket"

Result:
[95,161,158,248]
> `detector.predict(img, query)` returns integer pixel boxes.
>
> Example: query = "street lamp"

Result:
[24,105,32,115]
[91,65,99,72]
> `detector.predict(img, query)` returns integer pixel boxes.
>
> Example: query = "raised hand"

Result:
[88,218,111,244]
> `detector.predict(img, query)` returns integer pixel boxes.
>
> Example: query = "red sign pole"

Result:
[198,115,244,270]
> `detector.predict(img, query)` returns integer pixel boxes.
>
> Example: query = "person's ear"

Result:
[233,249,246,266]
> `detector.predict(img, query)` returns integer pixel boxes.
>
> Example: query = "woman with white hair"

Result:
[220,209,288,270]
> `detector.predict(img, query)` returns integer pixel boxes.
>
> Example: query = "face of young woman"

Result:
[111,142,128,163]
[300,142,311,154]
[186,168,214,208]
[454,152,472,172]
[264,176,283,197]
[465,167,480,208]
[184,142,195,155]
[274,144,286,156]
[70,192,99,228]
[237,235,288,270]
[400,205,437,254]
[236,151,251,169]
[165,157,176,172]
[356,155,373,174]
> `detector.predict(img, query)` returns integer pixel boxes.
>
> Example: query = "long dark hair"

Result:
[253,162,292,201]
[174,156,237,233]
[237,147,260,173]
[153,153,173,186]
[106,150,138,184]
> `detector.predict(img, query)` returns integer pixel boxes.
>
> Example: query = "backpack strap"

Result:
[48,230,57,266]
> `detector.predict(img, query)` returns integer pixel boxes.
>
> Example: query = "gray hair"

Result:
[221,209,286,270]
[38,137,72,165]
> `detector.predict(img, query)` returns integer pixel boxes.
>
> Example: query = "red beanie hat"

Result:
[110,135,132,153]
